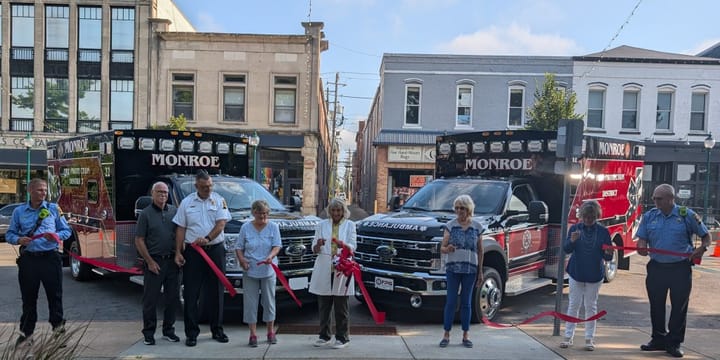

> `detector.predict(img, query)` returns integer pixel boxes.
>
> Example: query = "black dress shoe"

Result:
[212,332,229,343]
[185,337,197,347]
[666,345,684,358]
[640,340,665,351]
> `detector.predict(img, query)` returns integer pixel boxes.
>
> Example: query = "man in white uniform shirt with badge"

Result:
[174,171,232,347]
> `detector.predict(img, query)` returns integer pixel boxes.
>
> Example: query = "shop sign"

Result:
[0,178,17,194]
[388,146,435,163]
[409,175,432,188]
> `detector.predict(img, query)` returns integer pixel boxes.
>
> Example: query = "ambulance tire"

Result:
[604,246,619,283]
[69,241,96,281]
[471,267,503,323]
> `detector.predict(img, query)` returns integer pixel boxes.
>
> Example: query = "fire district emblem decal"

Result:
[522,230,532,252]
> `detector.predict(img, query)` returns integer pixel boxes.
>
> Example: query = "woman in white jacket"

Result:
[309,198,356,349]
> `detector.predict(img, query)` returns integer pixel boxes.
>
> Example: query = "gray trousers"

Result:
[243,275,277,324]
[317,295,350,343]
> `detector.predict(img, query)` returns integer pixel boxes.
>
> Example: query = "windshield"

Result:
[402,180,508,215]
[177,177,285,211]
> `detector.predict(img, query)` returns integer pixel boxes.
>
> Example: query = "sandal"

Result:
[462,339,473,348]
[439,338,449,348]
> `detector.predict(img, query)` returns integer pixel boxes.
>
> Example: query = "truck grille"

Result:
[355,234,439,272]
[278,230,316,271]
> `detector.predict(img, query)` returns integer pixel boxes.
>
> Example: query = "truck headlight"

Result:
[224,233,240,270]
[429,243,447,275]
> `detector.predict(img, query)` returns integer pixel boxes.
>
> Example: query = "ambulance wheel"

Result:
[69,241,95,281]
[604,246,619,283]
[472,267,503,323]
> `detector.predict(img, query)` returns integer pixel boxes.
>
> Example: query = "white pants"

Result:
[564,276,602,340]
[242,275,277,324]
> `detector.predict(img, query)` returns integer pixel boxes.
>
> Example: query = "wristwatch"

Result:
[204,236,212,242]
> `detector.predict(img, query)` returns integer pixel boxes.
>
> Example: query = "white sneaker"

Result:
[314,338,332,347]
[585,339,595,351]
[332,339,349,349]
[559,337,573,348]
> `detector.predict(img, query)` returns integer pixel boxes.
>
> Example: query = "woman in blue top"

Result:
[235,200,282,347]
[439,195,484,349]
[560,200,613,351]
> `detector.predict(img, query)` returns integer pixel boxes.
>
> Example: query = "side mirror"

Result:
[389,195,401,211]
[134,196,152,219]
[289,196,302,212]
[528,201,549,224]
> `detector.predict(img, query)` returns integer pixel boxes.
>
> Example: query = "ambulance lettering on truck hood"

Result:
[465,158,533,171]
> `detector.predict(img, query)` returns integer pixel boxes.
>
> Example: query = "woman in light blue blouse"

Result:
[438,195,484,349]
[235,200,282,347]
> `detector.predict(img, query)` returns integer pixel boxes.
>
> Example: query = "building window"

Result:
[110,80,134,129]
[78,7,102,61]
[11,4,34,60]
[656,92,673,131]
[273,76,297,124]
[45,78,69,133]
[46,5,69,61]
[11,77,34,131]
[223,75,246,122]
[508,87,525,127]
[622,90,639,129]
[456,86,472,127]
[690,92,706,131]
[405,85,421,126]
[111,8,135,63]
[587,89,605,128]
[172,74,194,121]
[78,79,102,133]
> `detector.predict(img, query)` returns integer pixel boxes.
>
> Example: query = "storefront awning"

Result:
[373,129,446,146]
[0,149,47,169]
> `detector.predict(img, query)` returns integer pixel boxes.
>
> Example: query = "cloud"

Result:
[437,23,581,56]
[685,39,720,56]
[195,12,225,32]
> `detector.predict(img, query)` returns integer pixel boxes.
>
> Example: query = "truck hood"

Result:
[357,210,498,239]
[225,211,321,233]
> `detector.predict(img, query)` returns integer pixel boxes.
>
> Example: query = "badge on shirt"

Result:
[222,199,228,209]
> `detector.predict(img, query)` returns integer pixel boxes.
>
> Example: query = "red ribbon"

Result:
[190,243,237,297]
[603,245,700,265]
[332,238,386,324]
[31,232,144,274]
[259,261,302,307]
[482,310,607,328]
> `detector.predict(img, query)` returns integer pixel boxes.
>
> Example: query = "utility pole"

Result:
[327,72,345,199]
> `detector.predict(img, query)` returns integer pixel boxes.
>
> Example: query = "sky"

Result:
[172,0,720,176]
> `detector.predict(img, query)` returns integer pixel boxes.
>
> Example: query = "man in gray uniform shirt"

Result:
[135,182,180,345]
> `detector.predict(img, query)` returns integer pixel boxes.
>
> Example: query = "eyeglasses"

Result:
[652,196,666,201]
[454,206,467,211]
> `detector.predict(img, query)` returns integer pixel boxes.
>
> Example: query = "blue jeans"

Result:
[443,271,476,332]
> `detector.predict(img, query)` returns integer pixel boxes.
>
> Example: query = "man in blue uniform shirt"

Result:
[636,184,710,358]
[6,179,72,346]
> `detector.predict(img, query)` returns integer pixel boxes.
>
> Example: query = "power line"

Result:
[340,94,374,100]
[329,41,383,58]
[579,0,644,79]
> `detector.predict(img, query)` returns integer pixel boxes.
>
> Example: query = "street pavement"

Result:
[4,317,719,359]
[5,247,720,360]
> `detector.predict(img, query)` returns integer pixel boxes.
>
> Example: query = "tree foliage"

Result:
[151,114,189,130]
[525,73,584,130]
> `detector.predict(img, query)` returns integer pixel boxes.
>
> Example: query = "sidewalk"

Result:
[8,320,717,359]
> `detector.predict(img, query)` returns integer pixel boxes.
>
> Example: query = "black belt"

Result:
[151,254,175,260]
[200,242,223,251]
[22,249,59,257]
